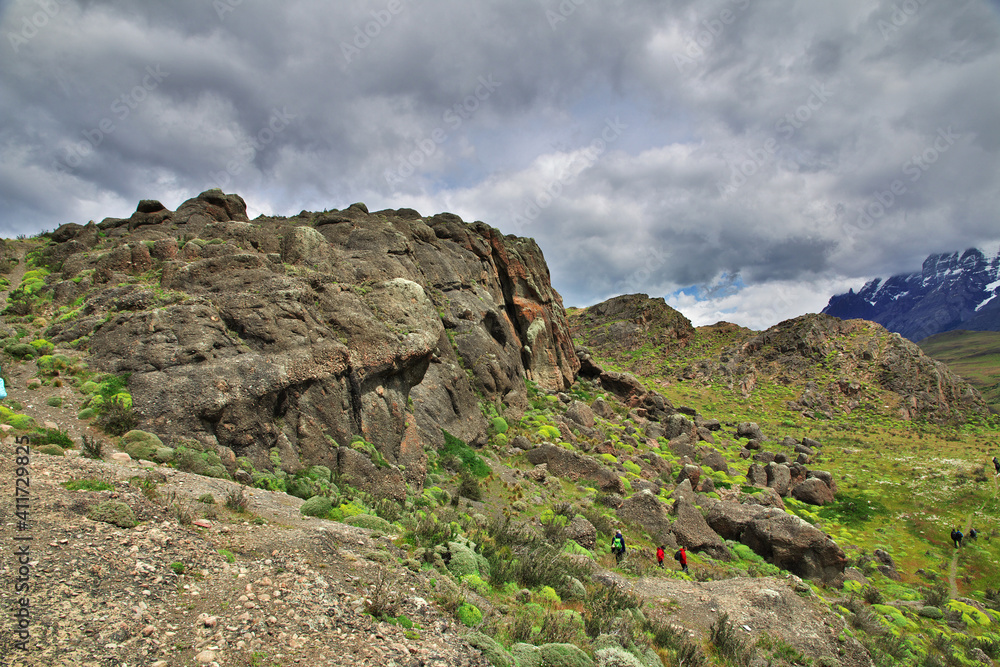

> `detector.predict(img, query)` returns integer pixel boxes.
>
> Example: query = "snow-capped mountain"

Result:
[822,247,1000,341]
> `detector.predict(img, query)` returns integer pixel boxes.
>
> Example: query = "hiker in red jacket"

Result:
[656,545,665,568]
[675,546,688,573]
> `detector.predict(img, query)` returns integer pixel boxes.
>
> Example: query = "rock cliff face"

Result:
[41,190,579,484]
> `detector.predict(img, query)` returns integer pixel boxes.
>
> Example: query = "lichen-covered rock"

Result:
[672,499,731,561]
[527,444,624,494]
[616,490,676,548]
[43,191,580,493]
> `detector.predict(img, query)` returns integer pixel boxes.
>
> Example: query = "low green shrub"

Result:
[345,514,394,532]
[88,501,136,528]
[63,478,114,492]
[4,343,36,359]
[456,602,482,627]
[300,495,333,518]
[32,427,74,448]
[37,444,65,456]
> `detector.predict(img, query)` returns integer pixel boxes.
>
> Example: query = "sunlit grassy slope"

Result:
[920,330,1000,413]
[575,316,1000,598]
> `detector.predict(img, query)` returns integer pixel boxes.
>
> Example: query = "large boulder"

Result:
[764,462,792,496]
[565,401,595,428]
[616,490,676,547]
[698,448,729,474]
[597,371,646,400]
[790,478,834,506]
[737,422,764,441]
[672,500,731,560]
[740,508,846,583]
[527,444,624,494]
[565,516,598,550]
[746,463,767,488]
[705,501,761,541]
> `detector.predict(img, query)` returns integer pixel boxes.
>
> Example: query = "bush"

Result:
[33,428,74,449]
[457,472,482,501]
[300,495,333,518]
[81,435,103,459]
[96,395,138,436]
[29,339,54,355]
[924,580,950,607]
[77,408,96,420]
[447,540,481,578]
[441,430,490,478]
[225,487,250,513]
[595,646,645,667]
[88,501,136,528]
[492,416,509,434]
[37,444,64,456]
[7,414,38,430]
[464,631,513,667]
[63,478,114,492]
[538,643,595,667]
[197,494,216,504]
[345,514,394,532]
[863,585,885,605]
[456,602,482,627]
[5,343,36,359]
[710,613,753,665]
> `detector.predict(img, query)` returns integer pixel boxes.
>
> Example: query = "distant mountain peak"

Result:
[823,245,1000,341]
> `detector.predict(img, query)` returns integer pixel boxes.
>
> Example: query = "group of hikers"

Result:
[952,526,979,548]
[611,530,687,573]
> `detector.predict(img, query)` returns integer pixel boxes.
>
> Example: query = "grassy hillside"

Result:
[920,330,1000,412]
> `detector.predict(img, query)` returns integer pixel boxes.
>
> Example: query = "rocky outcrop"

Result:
[707,502,846,583]
[526,444,624,493]
[616,490,676,547]
[568,293,695,364]
[41,190,580,490]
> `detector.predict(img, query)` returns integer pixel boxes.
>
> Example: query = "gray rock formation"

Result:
[43,190,580,491]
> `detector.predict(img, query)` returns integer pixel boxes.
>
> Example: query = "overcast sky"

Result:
[2,0,999,329]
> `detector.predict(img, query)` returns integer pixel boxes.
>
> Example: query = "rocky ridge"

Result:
[27,190,579,494]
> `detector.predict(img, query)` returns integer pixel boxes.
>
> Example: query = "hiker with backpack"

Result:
[951,527,963,548]
[611,531,626,564]
[993,456,999,475]
[674,546,688,573]
[656,545,665,568]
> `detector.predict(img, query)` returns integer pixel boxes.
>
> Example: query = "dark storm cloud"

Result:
[1,0,998,328]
